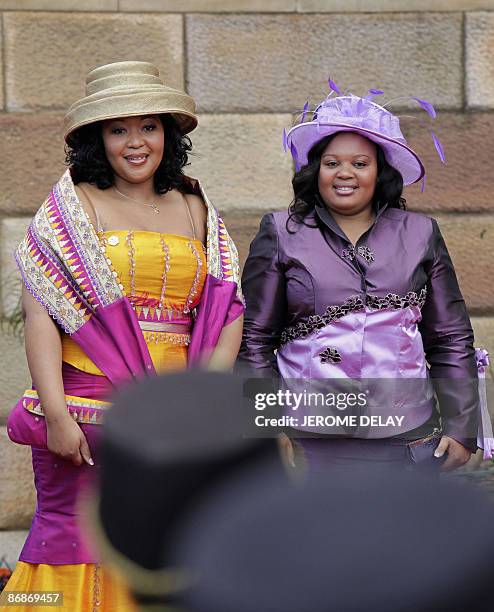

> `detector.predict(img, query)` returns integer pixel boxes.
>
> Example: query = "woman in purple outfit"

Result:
[239,84,491,473]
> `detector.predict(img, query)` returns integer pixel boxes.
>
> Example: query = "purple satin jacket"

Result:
[238,201,479,450]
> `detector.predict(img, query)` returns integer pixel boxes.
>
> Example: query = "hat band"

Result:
[64,91,197,138]
[316,110,405,143]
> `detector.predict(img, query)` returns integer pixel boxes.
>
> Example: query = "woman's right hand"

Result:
[46,415,94,466]
[22,286,93,467]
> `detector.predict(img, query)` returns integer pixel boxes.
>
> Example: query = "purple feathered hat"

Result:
[284,80,445,188]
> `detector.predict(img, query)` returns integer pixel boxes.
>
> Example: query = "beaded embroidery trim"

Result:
[134,305,192,323]
[184,240,203,314]
[143,331,191,346]
[15,225,89,334]
[341,245,375,263]
[358,246,375,263]
[93,563,101,611]
[159,236,171,309]
[366,288,427,310]
[125,231,136,298]
[341,246,355,260]
[57,174,122,307]
[22,390,110,426]
[279,288,427,346]
[319,347,342,364]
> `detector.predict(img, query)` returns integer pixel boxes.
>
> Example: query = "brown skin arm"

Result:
[207,315,244,371]
[184,191,243,370]
[22,286,93,466]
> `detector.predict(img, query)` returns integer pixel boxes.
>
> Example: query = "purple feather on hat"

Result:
[430,129,446,164]
[412,97,437,119]
[356,97,366,115]
[421,174,427,193]
[290,141,301,171]
[328,78,341,95]
[282,128,287,152]
[300,101,309,124]
[313,103,322,121]
[366,89,384,100]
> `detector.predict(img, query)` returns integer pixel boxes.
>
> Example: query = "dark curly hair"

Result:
[288,132,406,229]
[65,114,192,193]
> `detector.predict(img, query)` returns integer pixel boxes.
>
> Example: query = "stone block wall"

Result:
[0,0,493,561]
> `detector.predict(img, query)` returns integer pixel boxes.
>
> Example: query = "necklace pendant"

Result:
[149,203,160,214]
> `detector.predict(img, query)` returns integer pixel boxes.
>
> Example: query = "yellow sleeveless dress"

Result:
[6,231,206,611]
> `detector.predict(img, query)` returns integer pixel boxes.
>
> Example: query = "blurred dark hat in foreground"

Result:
[174,465,494,612]
[89,370,284,601]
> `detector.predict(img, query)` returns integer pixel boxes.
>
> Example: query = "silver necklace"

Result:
[113,186,160,214]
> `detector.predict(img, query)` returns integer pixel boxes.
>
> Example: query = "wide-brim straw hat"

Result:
[286,93,426,186]
[64,60,197,142]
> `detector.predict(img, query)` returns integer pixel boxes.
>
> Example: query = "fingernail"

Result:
[88,458,94,466]
[434,451,442,458]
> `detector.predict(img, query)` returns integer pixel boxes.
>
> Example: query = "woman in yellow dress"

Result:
[5,61,244,611]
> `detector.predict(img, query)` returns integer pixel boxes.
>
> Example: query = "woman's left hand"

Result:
[434,435,471,471]
[206,315,244,371]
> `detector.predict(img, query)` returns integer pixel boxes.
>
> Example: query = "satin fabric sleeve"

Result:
[419,219,479,452]
[237,213,287,376]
